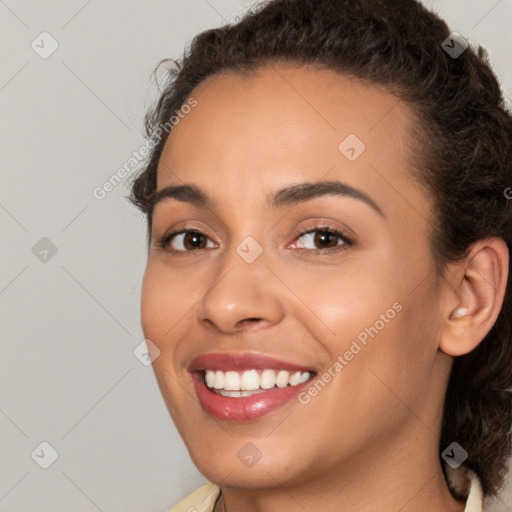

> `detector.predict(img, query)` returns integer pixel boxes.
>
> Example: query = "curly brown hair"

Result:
[129,0,512,498]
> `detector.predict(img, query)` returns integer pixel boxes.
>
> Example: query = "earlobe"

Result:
[439,238,509,357]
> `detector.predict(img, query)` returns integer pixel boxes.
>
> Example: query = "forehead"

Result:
[157,64,426,220]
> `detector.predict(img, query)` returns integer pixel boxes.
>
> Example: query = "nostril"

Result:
[236,317,264,328]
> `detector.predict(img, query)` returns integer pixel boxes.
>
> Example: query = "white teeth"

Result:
[218,389,267,397]
[240,370,259,391]
[299,372,310,384]
[224,371,240,391]
[205,370,215,388]
[204,369,312,394]
[276,370,290,388]
[260,369,276,389]
[213,370,224,389]
[289,371,301,386]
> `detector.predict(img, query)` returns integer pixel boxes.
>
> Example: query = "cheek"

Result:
[140,263,199,425]
[298,258,437,410]
[140,268,167,342]
[291,260,401,349]
[140,261,197,345]
[331,280,442,427]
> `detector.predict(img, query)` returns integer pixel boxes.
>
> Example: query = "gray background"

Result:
[1,0,511,510]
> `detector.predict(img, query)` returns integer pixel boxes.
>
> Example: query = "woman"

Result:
[130,0,512,510]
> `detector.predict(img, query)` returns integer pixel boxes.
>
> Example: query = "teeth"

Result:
[204,369,312,394]
[224,371,240,391]
[289,371,301,386]
[276,370,289,388]
[217,389,267,397]
[213,370,224,389]
[299,372,310,383]
[240,370,259,391]
[205,370,215,388]
[260,369,276,389]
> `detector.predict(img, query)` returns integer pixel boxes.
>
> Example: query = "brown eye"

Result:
[313,231,339,249]
[180,232,207,250]
[293,228,352,251]
[158,230,216,253]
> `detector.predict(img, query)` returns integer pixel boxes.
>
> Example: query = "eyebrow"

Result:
[152,180,385,218]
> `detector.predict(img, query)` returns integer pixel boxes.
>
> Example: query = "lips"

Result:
[188,353,316,421]
[189,353,315,373]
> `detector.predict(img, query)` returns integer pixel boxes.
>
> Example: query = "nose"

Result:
[196,250,285,335]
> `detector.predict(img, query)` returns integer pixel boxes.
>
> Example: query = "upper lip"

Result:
[188,352,316,373]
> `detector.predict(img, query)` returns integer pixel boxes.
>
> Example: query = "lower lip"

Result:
[191,372,313,421]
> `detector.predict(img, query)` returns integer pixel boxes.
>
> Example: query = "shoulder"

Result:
[168,482,221,512]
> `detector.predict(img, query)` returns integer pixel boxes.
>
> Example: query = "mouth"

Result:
[205,368,312,397]
[188,353,317,421]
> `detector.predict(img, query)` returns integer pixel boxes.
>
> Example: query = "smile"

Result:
[205,369,312,396]
[189,353,317,421]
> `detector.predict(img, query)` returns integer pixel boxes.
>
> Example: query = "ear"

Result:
[439,237,509,357]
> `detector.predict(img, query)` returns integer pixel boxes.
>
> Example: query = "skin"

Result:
[140,63,509,512]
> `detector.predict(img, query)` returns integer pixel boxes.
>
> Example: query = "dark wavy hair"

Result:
[129,0,512,498]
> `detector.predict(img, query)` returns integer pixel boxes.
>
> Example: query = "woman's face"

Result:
[141,65,451,489]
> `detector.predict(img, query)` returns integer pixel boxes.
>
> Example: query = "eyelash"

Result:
[156,223,355,257]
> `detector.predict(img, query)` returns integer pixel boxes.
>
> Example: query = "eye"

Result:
[156,224,354,256]
[156,229,216,254]
[290,225,354,252]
